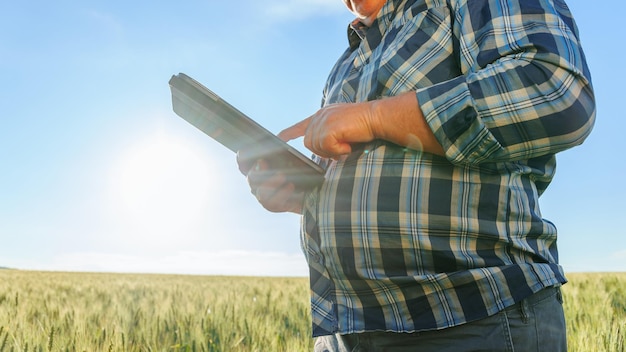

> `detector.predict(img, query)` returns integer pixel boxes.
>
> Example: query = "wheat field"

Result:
[0,270,623,351]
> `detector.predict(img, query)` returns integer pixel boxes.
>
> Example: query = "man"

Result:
[239,0,595,350]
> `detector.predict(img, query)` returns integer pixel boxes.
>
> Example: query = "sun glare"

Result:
[109,133,214,246]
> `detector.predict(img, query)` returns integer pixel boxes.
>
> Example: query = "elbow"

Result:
[542,77,596,151]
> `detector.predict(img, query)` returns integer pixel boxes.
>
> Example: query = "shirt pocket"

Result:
[377,5,459,96]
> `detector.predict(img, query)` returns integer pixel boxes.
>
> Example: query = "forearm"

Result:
[370,92,445,156]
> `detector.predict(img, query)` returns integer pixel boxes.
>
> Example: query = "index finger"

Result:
[277,117,311,142]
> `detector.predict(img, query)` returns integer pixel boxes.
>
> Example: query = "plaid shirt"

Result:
[301,0,595,337]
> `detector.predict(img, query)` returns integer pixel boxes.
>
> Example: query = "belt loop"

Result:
[354,333,367,352]
[556,286,563,304]
[519,297,530,324]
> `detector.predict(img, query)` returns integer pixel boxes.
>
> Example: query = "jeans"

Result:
[314,286,566,352]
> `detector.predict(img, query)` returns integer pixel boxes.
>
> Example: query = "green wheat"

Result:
[0,270,623,351]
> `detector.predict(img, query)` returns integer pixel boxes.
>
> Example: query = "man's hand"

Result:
[237,152,304,214]
[278,91,444,159]
[278,102,377,159]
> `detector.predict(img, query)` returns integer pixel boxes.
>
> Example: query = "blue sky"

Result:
[1,0,624,276]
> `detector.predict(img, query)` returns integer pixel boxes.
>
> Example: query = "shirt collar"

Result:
[345,0,405,50]
[347,19,369,50]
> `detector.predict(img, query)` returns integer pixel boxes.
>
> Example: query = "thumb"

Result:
[277,117,311,142]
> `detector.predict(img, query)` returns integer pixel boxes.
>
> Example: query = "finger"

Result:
[305,127,352,159]
[277,117,311,142]
[246,159,272,188]
[301,110,338,158]
[252,172,286,205]
[236,151,252,175]
[259,182,303,213]
[236,148,262,175]
[269,182,300,212]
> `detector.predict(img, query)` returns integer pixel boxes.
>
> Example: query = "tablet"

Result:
[169,73,325,191]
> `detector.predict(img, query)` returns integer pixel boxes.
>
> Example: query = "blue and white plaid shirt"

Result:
[301,0,595,337]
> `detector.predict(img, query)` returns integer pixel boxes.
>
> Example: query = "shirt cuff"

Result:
[416,76,503,165]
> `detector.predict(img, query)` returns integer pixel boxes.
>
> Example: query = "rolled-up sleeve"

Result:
[417,0,595,165]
